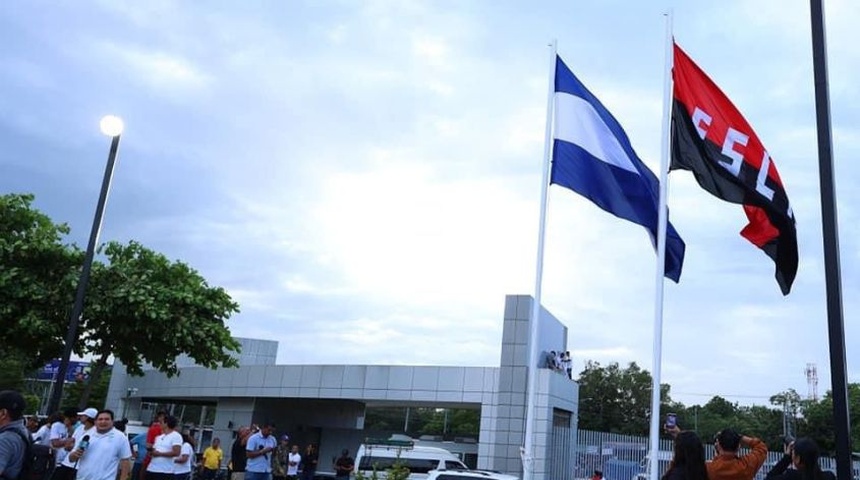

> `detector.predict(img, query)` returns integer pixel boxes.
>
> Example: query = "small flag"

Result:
[671,43,798,295]
[550,56,686,282]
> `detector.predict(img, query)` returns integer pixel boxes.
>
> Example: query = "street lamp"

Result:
[46,115,125,414]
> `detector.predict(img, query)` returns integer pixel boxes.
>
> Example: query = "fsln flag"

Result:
[550,56,686,282]
[671,43,798,295]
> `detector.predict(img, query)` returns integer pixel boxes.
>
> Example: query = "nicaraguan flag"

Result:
[550,55,686,282]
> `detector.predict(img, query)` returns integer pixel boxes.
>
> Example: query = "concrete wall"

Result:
[215,398,256,458]
[479,295,578,480]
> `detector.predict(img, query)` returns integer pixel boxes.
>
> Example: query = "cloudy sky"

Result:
[2,0,858,408]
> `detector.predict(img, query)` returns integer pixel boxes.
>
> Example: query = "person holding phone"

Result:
[245,422,277,480]
[661,430,708,480]
[765,438,834,480]
[666,421,767,480]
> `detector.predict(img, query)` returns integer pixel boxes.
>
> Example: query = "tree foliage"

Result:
[576,361,672,435]
[0,194,81,368]
[83,240,241,377]
[1,193,242,409]
[575,359,859,456]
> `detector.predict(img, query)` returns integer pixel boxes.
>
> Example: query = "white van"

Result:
[355,440,468,480]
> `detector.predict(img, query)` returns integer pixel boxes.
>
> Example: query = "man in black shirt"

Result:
[230,427,251,480]
[334,450,353,480]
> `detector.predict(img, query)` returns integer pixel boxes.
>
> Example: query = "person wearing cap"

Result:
[53,408,98,480]
[0,390,29,480]
[707,429,768,480]
[245,422,276,480]
[272,435,290,480]
[74,409,132,480]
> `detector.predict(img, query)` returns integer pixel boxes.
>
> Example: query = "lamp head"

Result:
[100,115,124,137]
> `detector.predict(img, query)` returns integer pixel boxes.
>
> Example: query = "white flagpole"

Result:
[648,11,674,480]
[522,38,557,480]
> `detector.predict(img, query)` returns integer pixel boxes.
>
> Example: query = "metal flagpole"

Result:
[809,1,851,478]
[647,12,673,480]
[522,38,557,480]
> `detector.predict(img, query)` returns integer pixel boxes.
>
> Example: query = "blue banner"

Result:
[37,360,90,382]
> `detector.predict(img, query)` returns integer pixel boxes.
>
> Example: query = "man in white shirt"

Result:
[286,445,300,480]
[50,408,77,470]
[172,435,194,480]
[31,418,51,446]
[245,422,277,480]
[73,410,132,480]
[53,408,97,480]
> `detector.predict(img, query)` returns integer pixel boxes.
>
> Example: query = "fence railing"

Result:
[575,429,857,480]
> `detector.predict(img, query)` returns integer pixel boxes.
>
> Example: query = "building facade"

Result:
[105,295,580,480]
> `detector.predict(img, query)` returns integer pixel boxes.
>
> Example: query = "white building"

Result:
[105,295,580,480]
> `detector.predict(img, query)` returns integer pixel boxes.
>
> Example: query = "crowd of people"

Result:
[0,390,133,480]
[546,350,573,379]
[0,390,327,480]
[0,388,841,480]
[210,420,323,480]
[659,423,835,480]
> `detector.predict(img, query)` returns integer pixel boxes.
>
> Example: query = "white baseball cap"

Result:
[78,408,98,419]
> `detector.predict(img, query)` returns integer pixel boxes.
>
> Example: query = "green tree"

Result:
[73,240,241,407]
[1,194,242,410]
[577,361,672,435]
[0,194,80,368]
[797,384,860,454]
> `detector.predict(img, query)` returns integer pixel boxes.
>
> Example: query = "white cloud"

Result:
[5,0,860,408]
[98,42,212,93]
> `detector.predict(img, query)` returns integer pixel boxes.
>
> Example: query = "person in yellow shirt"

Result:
[202,438,223,480]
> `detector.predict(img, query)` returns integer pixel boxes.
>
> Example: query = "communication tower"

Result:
[805,363,819,401]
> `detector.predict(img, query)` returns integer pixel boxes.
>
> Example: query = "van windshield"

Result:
[359,457,440,474]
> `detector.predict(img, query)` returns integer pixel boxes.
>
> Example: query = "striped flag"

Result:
[550,55,686,282]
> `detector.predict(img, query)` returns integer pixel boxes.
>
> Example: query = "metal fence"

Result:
[575,429,856,480]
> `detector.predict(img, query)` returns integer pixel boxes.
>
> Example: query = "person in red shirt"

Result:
[139,411,166,480]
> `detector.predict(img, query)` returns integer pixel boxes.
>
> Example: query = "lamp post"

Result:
[46,115,124,415]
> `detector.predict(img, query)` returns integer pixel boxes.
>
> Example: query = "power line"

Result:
[673,391,776,400]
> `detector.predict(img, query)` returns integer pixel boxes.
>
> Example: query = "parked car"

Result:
[355,439,468,480]
[426,470,519,480]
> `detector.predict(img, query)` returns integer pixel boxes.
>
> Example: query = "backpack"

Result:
[7,429,54,480]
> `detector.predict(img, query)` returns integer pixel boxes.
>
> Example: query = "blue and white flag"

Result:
[550,56,685,282]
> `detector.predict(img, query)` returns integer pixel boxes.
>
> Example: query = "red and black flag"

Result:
[671,43,798,295]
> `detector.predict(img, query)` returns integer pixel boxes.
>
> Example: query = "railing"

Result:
[575,429,858,480]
